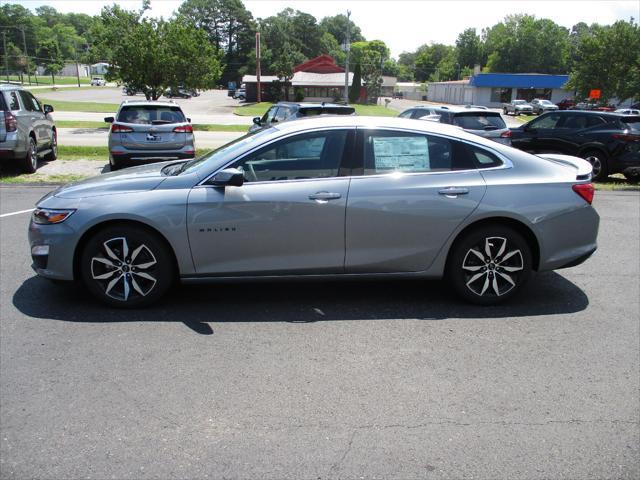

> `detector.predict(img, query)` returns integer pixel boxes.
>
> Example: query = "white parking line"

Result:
[0,208,34,218]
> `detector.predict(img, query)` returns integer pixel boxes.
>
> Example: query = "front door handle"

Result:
[438,187,469,197]
[309,191,342,201]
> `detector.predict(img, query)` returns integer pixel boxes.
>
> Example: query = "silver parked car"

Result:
[399,105,512,145]
[104,100,195,170]
[29,116,599,307]
[0,84,57,173]
[530,98,559,115]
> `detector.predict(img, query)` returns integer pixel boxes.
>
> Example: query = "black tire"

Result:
[80,225,175,308]
[446,225,533,305]
[623,172,640,183]
[580,149,609,181]
[44,129,57,161]
[23,136,38,173]
[503,108,508,115]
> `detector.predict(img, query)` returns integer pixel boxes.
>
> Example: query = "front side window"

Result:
[19,91,41,112]
[231,130,349,183]
[261,106,278,124]
[529,113,562,129]
[274,106,291,122]
[363,131,475,175]
[398,110,414,118]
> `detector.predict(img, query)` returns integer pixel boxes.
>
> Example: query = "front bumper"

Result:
[28,219,78,281]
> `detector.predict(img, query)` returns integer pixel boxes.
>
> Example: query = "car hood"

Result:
[53,162,172,199]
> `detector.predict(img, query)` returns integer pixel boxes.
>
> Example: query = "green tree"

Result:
[567,20,640,103]
[176,0,255,84]
[456,28,483,69]
[397,51,416,81]
[483,15,569,74]
[319,14,365,46]
[95,6,223,100]
[414,43,454,81]
[349,62,362,103]
[36,38,64,84]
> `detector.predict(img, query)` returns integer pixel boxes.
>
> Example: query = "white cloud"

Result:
[20,0,640,57]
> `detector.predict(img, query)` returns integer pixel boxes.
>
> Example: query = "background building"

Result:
[427,73,571,107]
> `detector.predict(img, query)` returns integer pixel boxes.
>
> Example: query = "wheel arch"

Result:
[446,216,541,272]
[577,144,608,159]
[73,219,180,281]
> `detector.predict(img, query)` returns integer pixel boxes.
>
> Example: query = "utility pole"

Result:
[256,32,261,103]
[74,41,81,87]
[344,10,351,103]
[2,31,8,82]
[20,27,31,85]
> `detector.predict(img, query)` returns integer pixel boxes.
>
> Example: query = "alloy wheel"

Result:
[29,139,37,170]
[461,236,524,297]
[90,237,159,302]
[584,154,602,179]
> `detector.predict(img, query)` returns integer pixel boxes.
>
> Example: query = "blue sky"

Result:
[19,0,640,58]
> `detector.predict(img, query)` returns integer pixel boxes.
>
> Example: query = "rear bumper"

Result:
[109,148,195,167]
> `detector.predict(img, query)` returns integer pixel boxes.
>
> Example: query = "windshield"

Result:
[452,113,506,130]
[180,128,273,174]
[117,105,185,125]
[513,100,527,105]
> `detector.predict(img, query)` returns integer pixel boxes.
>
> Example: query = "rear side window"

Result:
[8,92,19,110]
[412,109,432,119]
[117,105,185,124]
[398,110,414,118]
[621,117,640,132]
[363,131,476,174]
[467,145,503,169]
[452,112,506,130]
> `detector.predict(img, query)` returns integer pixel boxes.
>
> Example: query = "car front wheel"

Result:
[447,225,532,305]
[44,130,57,161]
[80,225,175,307]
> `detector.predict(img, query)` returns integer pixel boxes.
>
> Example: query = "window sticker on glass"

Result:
[372,136,429,172]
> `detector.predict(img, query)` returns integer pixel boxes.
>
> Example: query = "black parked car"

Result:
[249,102,356,132]
[511,110,640,181]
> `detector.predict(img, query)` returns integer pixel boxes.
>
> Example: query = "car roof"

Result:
[119,100,181,108]
[276,101,352,109]
[0,83,23,91]
[408,105,495,114]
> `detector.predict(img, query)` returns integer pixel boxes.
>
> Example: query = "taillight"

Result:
[573,183,595,204]
[500,129,512,138]
[111,123,133,133]
[612,133,640,142]
[4,111,17,132]
[173,125,193,133]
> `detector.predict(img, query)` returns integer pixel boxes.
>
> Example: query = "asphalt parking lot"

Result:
[0,186,638,479]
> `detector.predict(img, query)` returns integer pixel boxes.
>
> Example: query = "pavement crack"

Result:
[328,429,357,478]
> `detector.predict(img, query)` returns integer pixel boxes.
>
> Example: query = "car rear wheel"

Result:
[80,225,175,308]
[447,225,532,305]
[580,149,608,181]
[23,136,38,173]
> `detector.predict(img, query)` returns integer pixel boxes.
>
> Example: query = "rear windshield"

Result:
[117,105,186,125]
[452,112,506,131]
[299,106,355,116]
[622,116,640,132]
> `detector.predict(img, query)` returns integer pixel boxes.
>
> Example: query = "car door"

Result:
[186,128,355,275]
[345,129,487,273]
[511,112,563,153]
[18,90,49,149]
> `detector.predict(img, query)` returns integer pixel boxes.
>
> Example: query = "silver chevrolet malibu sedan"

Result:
[29,116,599,307]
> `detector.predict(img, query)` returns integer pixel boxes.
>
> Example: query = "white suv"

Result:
[90,77,106,86]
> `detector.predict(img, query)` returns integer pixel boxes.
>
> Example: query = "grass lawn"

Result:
[514,114,536,123]
[54,120,250,132]
[234,102,399,117]
[2,75,92,85]
[0,173,87,184]
[37,98,120,113]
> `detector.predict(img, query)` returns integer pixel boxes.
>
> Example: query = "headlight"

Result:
[32,208,76,225]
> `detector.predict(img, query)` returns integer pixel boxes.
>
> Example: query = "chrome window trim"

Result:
[197,125,513,187]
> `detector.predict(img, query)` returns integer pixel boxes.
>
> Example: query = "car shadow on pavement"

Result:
[12,271,589,335]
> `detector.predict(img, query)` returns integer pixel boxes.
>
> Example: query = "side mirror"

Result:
[104,116,114,123]
[43,104,54,114]
[252,116,261,126]
[209,168,244,187]
[187,118,191,123]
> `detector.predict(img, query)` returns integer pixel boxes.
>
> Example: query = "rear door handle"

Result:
[309,191,342,201]
[438,187,469,197]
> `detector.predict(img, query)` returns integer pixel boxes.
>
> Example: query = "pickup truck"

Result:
[503,99,533,115]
